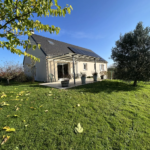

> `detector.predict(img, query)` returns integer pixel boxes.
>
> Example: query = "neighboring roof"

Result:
[31,34,107,62]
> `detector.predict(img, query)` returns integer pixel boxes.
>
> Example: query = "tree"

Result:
[0,61,23,84]
[111,22,150,86]
[0,0,73,62]
[107,63,116,80]
[25,59,36,82]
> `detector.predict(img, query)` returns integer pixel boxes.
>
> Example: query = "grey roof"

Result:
[31,34,107,62]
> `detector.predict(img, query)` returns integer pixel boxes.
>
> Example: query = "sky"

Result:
[1,0,150,67]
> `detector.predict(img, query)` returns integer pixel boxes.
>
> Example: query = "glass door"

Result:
[57,63,68,79]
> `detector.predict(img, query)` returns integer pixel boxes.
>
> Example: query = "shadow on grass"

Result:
[69,80,143,94]
[0,81,43,86]
[0,81,54,91]
[0,80,144,94]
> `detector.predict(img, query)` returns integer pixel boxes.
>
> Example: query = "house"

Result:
[23,34,107,82]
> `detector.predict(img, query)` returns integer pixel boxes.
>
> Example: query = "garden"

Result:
[0,80,150,149]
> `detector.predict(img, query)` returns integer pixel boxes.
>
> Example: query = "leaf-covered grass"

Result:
[0,80,150,149]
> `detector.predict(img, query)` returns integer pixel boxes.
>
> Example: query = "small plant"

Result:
[87,76,93,78]
[92,72,98,76]
[63,74,71,79]
[80,73,86,77]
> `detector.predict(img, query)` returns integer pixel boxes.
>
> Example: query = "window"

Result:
[83,63,87,70]
[100,64,105,71]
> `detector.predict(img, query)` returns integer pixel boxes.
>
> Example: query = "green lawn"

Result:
[0,80,150,150]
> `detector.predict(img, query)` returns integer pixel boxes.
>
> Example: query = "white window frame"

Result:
[83,63,87,71]
[100,64,105,71]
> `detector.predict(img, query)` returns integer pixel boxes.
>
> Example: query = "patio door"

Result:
[57,63,68,79]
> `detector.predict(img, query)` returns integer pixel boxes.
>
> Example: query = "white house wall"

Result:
[23,36,47,82]
[77,61,107,78]
[46,59,107,81]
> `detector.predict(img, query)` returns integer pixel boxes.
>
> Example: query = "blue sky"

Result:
[1,0,150,67]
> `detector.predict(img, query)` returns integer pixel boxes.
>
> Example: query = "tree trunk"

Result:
[7,79,9,85]
[32,75,34,83]
[133,79,137,86]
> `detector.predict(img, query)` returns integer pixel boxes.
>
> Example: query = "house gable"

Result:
[23,36,47,82]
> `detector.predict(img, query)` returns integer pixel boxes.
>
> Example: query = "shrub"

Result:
[0,61,23,84]
[92,72,98,76]
[80,72,86,77]
[25,75,34,82]
[14,72,27,82]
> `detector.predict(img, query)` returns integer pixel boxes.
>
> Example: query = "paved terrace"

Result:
[39,78,102,89]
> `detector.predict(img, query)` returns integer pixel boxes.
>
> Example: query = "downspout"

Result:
[94,58,96,73]
[46,57,49,82]
[53,60,56,81]
[72,55,76,85]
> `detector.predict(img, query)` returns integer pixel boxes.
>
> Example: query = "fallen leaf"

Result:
[3,126,10,130]
[77,104,80,107]
[21,99,23,101]
[7,136,10,139]
[75,123,83,133]
[0,102,9,106]
[1,92,7,98]
[15,146,19,150]
[23,120,25,122]
[13,115,18,117]
[45,110,48,112]
[11,99,19,101]
[39,105,43,107]
[6,128,15,132]
[16,107,19,111]
[25,124,28,127]
[0,108,2,110]
[30,107,36,109]
[7,115,10,117]
[1,135,10,145]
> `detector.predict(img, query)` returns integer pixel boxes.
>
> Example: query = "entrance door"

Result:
[57,63,68,79]
[57,65,63,78]
[64,64,68,77]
